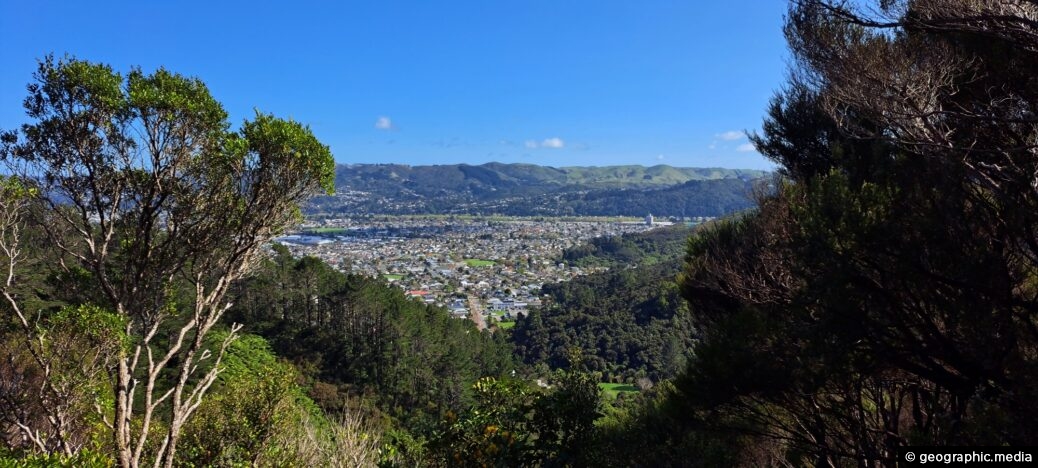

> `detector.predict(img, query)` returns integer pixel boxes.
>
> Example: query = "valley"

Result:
[278,214,689,328]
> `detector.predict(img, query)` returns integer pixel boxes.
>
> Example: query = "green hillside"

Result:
[312,162,767,217]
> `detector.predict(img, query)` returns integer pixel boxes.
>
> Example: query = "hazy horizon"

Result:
[333,160,771,171]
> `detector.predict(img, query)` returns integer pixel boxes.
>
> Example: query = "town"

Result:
[275,215,684,329]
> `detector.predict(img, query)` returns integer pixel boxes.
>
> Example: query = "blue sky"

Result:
[0,1,789,170]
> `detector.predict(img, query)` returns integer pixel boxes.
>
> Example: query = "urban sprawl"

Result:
[276,215,699,329]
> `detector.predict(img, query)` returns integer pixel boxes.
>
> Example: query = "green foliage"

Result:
[36,57,125,113]
[512,260,694,382]
[227,252,515,430]
[562,224,694,267]
[0,303,122,455]
[127,66,227,132]
[48,304,128,352]
[512,225,699,384]
[582,382,746,467]
[0,177,38,200]
[179,334,296,466]
[0,447,114,468]
[211,333,282,382]
[180,333,382,467]
[426,377,535,467]
[425,370,602,467]
[527,369,602,463]
[239,111,335,195]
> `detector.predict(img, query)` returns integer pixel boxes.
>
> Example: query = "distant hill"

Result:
[307,162,768,217]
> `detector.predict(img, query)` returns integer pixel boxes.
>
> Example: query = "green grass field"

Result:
[497,320,516,329]
[464,258,496,267]
[598,383,640,399]
[305,227,349,234]
[383,274,403,281]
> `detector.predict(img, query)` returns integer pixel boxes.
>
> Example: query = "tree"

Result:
[427,370,601,467]
[0,56,334,467]
[0,302,124,457]
[671,0,1038,464]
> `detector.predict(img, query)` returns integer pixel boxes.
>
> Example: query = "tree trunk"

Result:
[115,357,134,468]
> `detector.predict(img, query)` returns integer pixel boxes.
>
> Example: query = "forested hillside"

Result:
[511,262,693,382]
[333,162,762,192]
[308,163,764,217]
[227,245,514,424]
[562,224,696,267]
[512,226,697,382]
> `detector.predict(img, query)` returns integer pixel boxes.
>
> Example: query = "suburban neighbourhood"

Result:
[276,215,684,328]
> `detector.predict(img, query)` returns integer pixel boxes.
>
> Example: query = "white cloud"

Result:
[716,130,744,141]
[736,143,756,152]
[656,154,665,161]
[541,137,564,149]
[375,116,394,130]
[524,137,565,149]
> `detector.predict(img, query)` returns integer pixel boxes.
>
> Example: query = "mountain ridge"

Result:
[310,162,768,217]
[334,162,765,187]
